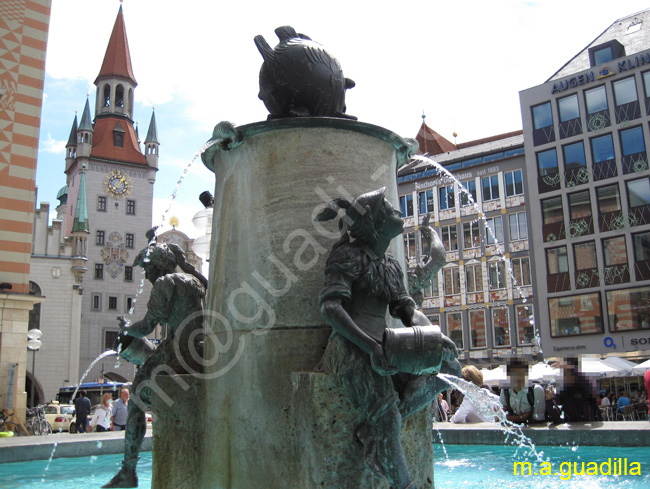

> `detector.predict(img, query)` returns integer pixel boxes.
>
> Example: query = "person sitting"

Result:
[556,357,602,422]
[499,359,545,424]
[451,365,499,423]
[617,391,631,414]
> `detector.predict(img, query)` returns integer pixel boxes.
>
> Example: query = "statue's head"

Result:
[133,242,178,283]
[315,187,403,244]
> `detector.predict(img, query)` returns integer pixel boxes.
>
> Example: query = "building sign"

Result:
[552,344,586,352]
[551,72,595,94]
[630,336,650,346]
[414,171,474,190]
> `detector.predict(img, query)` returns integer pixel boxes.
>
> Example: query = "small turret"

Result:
[144,109,159,169]
[71,164,89,283]
[65,113,78,171]
[77,98,94,158]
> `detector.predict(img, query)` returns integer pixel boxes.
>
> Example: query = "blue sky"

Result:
[36,0,650,238]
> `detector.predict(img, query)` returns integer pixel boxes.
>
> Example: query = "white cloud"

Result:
[39,132,66,154]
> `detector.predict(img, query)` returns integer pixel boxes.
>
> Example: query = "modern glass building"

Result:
[520,9,650,357]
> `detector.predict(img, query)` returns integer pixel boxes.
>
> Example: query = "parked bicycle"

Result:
[0,409,22,436]
[26,405,52,435]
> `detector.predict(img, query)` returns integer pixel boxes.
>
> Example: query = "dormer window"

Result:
[588,40,626,67]
[113,121,125,148]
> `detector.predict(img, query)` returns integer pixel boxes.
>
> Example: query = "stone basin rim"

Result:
[201,117,416,172]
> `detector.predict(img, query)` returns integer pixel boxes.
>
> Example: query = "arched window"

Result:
[103,84,111,107]
[116,85,124,108]
[128,88,133,115]
[28,281,42,332]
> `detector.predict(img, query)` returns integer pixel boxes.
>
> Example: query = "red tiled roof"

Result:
[91,116,146,165]
[94,6,137,85]
[415,122,456,155]
[456,130,523,150]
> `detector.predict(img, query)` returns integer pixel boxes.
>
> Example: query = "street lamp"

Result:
[27,328,42,408]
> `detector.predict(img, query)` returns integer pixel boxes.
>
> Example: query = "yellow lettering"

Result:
[540,462,551,475]
[586,462,598,475]
[600,459,611,475]
[573,462,585,475]
[559,462,571,480]
[513,462,531,476]
[630,462,641,475]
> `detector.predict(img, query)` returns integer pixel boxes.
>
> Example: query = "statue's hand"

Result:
[370,343,398,377]
[440,334,460,362]
[117,316,130,333]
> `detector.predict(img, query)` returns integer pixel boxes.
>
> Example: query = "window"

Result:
[443,267,461,295]
[469,310,487,348]
[440,225,458,251]
[549,293,603,337]
[126,200,136,215]
[508,212,528,241]
[607,286,650,332]
[403,232,416,258]
[485,216,503,245]
[418,189,434,214]
[536,148,558,176]
[97,196,107,212]
[516,305,534,345]
[95,230,105,246]
[620,126,646,157]
[423,274,440,298]
[103,84,110,106]
[542,197,564,224]
[634,231,650,261]
[446,312,463,350]
[547,246,569,274]
[591,134,615,163]
[563,141,587,171]
[558,94,580,122]
[104,330,119,352]
[114,132,124,147]
[575,241,598,270]
[644,71,650,98]
[568,191,592,237]
[427,314,440,326]
[585,86,608,114]
[126,233,135,249]
[504,170,523,197]
[439,184,455,210]
[92,294,101,311]
[463,221,481,249]
[116,84,124,108]
[613,77,638,106]
[481,175,500,201]
[532,102,553,129]
[399,194,414,217]
[511,257,531,286]
[124,266,133,282]
[593,46,613,65]
[108,296,118,310]
[603,236,628,266]
[597,184,621,213]
[488,261,506,290]
[126,296,135,314]
[94,264,104,279]
[492,307,510,347]
[460,180,477,207]
[627,178,650,208]
[465,263,483,293]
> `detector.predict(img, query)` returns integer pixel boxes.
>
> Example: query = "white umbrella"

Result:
[579,357,620,377]
[601,356,638,376]
[529,362,559,382]
[481,365,507,386]
[632,358,650,375]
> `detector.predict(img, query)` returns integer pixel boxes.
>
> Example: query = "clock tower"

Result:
[63,6,159,383]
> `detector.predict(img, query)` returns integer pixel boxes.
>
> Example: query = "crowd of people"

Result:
[73,388,130,433]
[433,358,650,425]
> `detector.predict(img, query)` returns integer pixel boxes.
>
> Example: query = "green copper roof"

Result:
[56,185,68,205]
[71,167,89,233]
[66,115,78,147]
[144,110,159,144]
[79,98,94,132]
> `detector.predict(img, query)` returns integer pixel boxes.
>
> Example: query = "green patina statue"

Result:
[316,188,460,489]
[103,236,207,488]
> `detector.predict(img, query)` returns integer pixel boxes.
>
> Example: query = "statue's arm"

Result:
[122,311,159,338]
[320,299,377,354]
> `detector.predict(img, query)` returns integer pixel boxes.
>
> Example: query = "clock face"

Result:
[104,170,133,198]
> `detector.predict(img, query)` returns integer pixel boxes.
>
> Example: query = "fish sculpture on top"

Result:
[254,26,357,120]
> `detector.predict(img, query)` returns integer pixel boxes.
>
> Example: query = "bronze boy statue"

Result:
[316,187,460,489]
[103,238,207,488]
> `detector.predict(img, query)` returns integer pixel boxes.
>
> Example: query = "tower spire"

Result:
[94,5,136,86]
[72,165,89,234]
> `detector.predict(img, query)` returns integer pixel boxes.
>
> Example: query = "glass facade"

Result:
[549,293,603,337]
[532,102,553,130]
[558,94,580,122]
[607,286,650,332]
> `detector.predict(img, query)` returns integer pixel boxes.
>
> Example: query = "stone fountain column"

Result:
[192,118,433,489]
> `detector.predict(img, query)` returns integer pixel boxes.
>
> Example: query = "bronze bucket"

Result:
[116,333,157,367]
[383,325,443,375]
